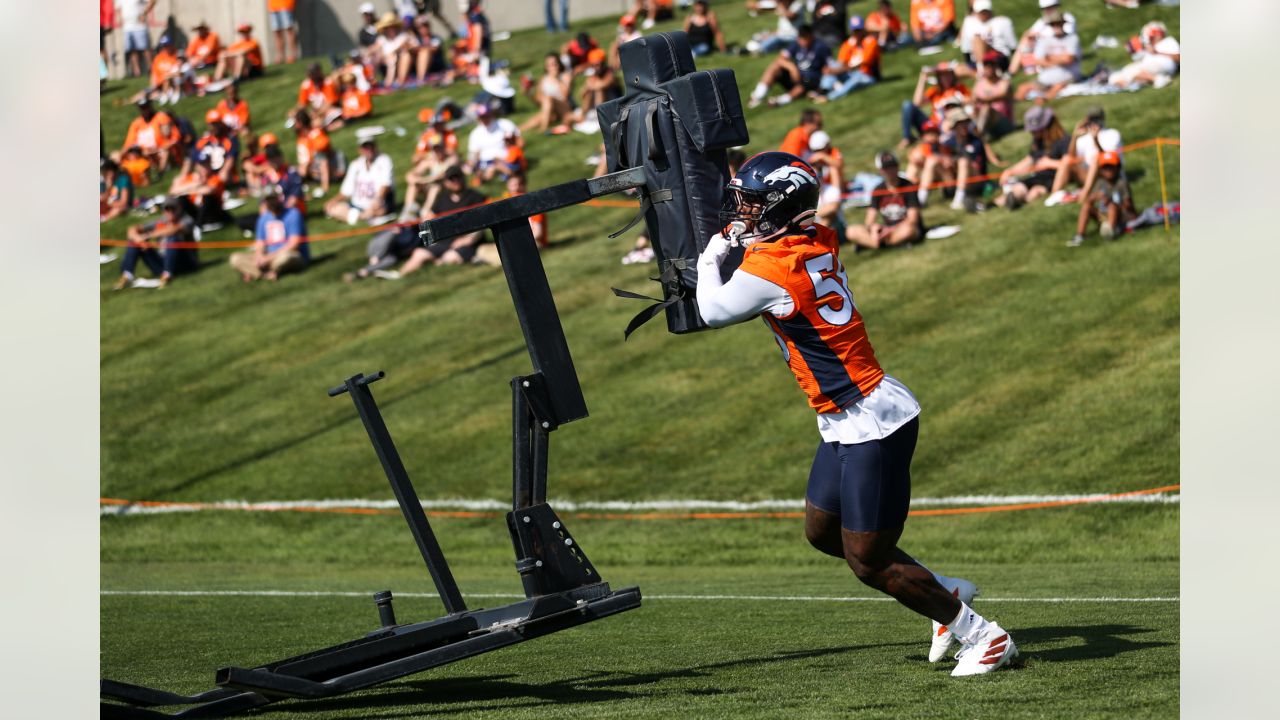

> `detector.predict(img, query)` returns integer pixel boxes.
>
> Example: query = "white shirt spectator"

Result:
[1075,128,1123,165]
[1027,11,1076,42]
[341,153,394,210]
[960,13,1017,57]
[118,0,150,33]
[467,118,520,165]
[1034,30,1081,78]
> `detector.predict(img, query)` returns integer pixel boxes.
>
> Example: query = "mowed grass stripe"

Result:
[101,589,1178,602]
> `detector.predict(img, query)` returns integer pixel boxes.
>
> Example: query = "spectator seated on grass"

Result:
[806,131,846,233]
[561,32,600,76]
[575,49,621,127]
[747,24,832,108]
[900,62,970,148]
[909,0,956,51]
[230,192,310,281]
[357,3,380,52]
[905,117,945,185]
[100,159,134,223]
[865,0,905,51]
[268,0,300,65]
[632,0,675,30]
[345,164,486,282]
[404,136,460,213]
[609,15,643,69]
[1010,0,1076,76]
[296,63,341,128]
[414,108,460,162]
[335,73,375,128]
[846,150,925,250]
[779,108,823,159]
[1047,106,1122,204]
[817,15,881,102]
[521,53,574,135]
[373,13,429,89]
[958,0,1015,72]
[189,110,240,185]
[971,52,1014,138]
[923,108,1001,211]
[684,1,727,57]
[503,173,547,248]
[120,98,183,174]
[1014,8,1079,101]
[120,146,153,188]
[217,23,264,81]
[1068,151,1135,247]
[468,104,522,183]
[214,81,252,138]
[744,1,804,55]
[147,35,184,106]
[169,155,231,232]
[325,130,395,226]
[241,133,281,197]
[186,20,222,76]
[1109,20,1179,89]
[292,109,336,197]
[454,0,492,81]
[810,1,849,53]
[995,104,1069,210]
[409,15,450,85]
[112,198,198,291]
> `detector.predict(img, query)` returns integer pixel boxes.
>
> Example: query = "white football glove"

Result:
[700,232,732,267]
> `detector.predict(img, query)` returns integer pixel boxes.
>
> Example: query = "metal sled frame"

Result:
[100,167,649,718]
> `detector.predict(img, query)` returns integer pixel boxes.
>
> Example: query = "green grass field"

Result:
[101,2,1180,717]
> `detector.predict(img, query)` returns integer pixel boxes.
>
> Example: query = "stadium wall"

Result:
[104,0,634,79]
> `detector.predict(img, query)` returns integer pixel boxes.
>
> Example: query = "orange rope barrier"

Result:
[98,137,1179,252]
[100,483,1178,521]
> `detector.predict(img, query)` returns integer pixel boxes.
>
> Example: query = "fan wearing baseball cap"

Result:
[577,48,621,122]
[216,23,264,81]
[846,150,925,250]
[1010,0,1077,75]
[957,1,1016,71]
[1069,151,1135,247]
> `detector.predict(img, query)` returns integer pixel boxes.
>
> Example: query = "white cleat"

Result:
[929,577,979,662]
[951,622,1018,677]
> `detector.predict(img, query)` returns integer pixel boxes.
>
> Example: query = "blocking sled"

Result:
[597,31,750,337]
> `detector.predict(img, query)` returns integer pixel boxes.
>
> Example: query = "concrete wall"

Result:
[104,1,634,80]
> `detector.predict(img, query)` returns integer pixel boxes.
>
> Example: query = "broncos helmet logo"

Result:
[761,163,817,198]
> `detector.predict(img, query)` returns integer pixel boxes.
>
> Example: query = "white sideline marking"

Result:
[100,493,1180,516]
[100,590,1179,603]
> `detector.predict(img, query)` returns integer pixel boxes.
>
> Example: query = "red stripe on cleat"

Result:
[937,625,950,637]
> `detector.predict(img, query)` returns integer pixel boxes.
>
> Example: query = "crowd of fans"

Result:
[101,0,1179,291]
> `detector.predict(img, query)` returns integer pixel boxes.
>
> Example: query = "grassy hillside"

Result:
[100,2,1179,504]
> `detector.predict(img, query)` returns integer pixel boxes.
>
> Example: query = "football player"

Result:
[695,151,1017,676]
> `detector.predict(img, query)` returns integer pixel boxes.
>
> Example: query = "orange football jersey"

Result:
[737,224,885,413]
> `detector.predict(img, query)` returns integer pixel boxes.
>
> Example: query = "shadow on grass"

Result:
[1015,623,1173,663]
[272,641,916,718]
[148,343,526,497]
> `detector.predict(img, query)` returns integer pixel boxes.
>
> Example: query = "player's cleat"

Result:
[951,623,1018,677]
[929,578,978,662]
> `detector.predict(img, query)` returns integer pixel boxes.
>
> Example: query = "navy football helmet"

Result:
[720,151,820,243]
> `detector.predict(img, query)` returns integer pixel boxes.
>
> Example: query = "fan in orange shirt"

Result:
[413,108,459,163]
[186,20,221,71]
[214,81,252,137]
[865,0,905,49]
[121,99,182,172]
[148,36,183,105]
[779,109,823,159]
[333,73,373,129]
[292,109,333,195]
[817,16,881,102]
[217,23,264,81]
[296,63,338,111]
[900,61,970,147]
[909,0,956,47]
